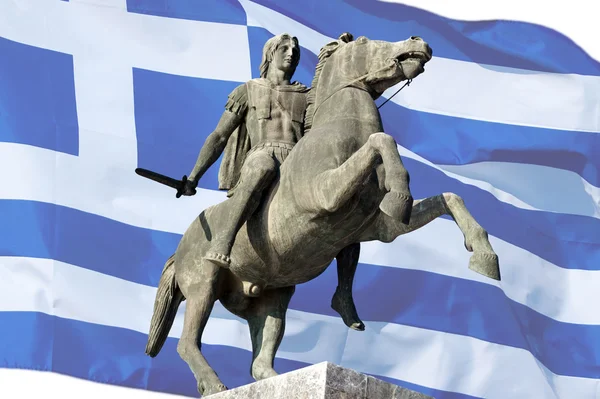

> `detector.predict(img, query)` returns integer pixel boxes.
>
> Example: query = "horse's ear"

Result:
[338,32,354,43]
[355,36,369,45]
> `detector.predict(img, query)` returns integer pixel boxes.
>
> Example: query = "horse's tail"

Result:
[145,254,183,357]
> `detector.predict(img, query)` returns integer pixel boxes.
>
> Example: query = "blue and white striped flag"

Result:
[1,1,599,398]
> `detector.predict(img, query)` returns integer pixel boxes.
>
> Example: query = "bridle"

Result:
[311,59,412,119]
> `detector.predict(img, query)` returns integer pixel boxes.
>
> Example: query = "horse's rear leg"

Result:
[313,133,412,224]
[331,243,365,331]
[363,193,500,280]
[177,261,227,396]
[246,286,295,381]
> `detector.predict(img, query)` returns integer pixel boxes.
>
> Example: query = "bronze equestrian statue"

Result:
[142,33,500,397]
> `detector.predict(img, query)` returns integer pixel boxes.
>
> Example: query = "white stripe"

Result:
[397,145,537,211]
[1,142,598,325]
[239,0,600,133]
[72,58,138,164]
[398,145,600,219]
[3,126,597,229]
[69,0,128,10]
[385,58,600,133]
[0,369,183,399]
[381,0,600,64]
[0,0,251,82]
[439,161,600,219]
[0,256,596,399]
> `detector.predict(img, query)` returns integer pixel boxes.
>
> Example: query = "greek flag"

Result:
[1,1,598,398]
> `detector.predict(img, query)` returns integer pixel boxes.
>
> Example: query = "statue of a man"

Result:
[181,33,309,270]
[173,32,364,329]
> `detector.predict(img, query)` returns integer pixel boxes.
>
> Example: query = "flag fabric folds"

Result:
[0,1,599,398]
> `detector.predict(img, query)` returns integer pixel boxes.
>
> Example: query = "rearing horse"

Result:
[145,34,500,396]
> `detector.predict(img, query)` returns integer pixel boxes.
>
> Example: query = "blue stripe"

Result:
[0,200,179,287]
[294,263,600,379]
[2,200,599,378]
[380,103,600,187]
[252,0,600,76]
[0,37,78,155]
[0,312,471,399]
[0,312,52,371]
[247,26,269,79]
[126,0,247,25]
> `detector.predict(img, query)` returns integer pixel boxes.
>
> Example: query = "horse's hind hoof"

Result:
[331,289,365,331]
[469,252,501,281]
[349,321,365,331]
[199,382,227,397]
[379,191,413,224]
[204,252,232,269]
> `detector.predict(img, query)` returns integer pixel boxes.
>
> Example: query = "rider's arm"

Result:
[188,84,247,185]
[188,111,243,185]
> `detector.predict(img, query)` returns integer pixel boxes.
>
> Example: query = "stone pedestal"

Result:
[208,362,434,398]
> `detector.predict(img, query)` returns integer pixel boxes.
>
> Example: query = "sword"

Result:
[135,168,194,198]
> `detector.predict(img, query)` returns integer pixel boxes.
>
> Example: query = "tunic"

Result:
[218,78,310,196]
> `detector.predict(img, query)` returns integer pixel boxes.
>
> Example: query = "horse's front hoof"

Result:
[469,252,501,281]
[379,191,413,224]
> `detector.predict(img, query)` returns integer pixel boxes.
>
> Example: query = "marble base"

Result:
[207,362,434,398]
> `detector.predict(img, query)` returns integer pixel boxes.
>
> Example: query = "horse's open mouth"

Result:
[397,51,431,63]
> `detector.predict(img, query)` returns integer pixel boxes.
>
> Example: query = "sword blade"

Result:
[135,168,184,191]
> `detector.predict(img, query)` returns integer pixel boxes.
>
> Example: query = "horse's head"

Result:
[358,35,432,95]
[305,34,432,131]
[335,35,432,97]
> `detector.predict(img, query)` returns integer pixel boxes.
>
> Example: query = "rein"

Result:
[377,79,412,109]
[311,60,412,118]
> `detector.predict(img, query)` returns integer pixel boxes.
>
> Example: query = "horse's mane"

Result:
[304,33,354,133]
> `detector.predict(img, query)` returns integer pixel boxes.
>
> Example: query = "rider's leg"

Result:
[204,149,276,269]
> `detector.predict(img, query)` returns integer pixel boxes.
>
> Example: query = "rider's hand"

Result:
[181,178,197,196]
[176,176,197,198]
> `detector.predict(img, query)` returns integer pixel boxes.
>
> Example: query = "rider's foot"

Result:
[204,252,232,269]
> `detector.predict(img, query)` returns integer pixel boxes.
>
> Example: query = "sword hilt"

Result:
[175,175,189,199]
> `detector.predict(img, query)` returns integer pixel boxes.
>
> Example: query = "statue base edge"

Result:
[206,362,434,398]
